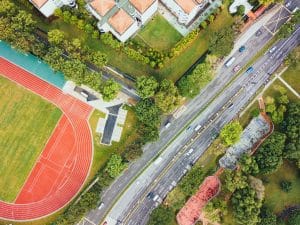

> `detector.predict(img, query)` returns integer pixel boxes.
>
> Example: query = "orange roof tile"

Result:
[31,0,48,8]
[129,0,156,13]
[109,9,134,34]
[90,0,115,17]
[175,0,198,14]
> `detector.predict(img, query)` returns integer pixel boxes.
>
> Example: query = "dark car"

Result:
[147,192,155,199]
[255,30,262,37]
[239,46,246,52]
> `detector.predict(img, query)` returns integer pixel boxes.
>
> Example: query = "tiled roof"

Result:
[174,0,198,14]
[109,9,134,34]
[90,0,115,17]
[129,0,156,13]
[31,0,48,8]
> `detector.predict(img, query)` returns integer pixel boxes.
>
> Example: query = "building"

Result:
[29,0,76,17]
[86,0,158,42]
[160,0,210,26]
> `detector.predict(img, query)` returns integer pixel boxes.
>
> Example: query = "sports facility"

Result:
[0,57,93,221]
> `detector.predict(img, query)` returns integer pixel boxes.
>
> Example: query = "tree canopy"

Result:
[105,154,126,178]
[136,76,158,99]
[220,121,243,146]
[148,206,173,225]
[101,79,121,101]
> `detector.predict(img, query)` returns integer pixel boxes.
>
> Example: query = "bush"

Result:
[280,180,292,192]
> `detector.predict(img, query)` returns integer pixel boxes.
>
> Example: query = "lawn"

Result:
[30,0,233,82]
[133,14,182,51]
[88,107,139,180]
[260,161,300,213]
[0,75,62,202]
[282,66,300,93]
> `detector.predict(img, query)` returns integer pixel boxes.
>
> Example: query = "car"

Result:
[285,1,291,7]
[186,126,192,131]
[97,202,104,210]
[194,124,202,131]
[147,192,155,199]
[255,29,262,37]
[164,122,171,128]
[233,65,241,72]
[246,67,254,74]
[269,46,277,53]
[239,46,246,52]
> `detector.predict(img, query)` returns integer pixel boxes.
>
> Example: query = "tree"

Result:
[89,51,107,68]
[148,206,173,225]
[208,25,235,57]
[220,121,243,146]
[278,11,300,38]
[287,210,300,225]
[236,5,245,16]
[105,154,126,178]
[0,0,15,14]
[231,185,262,225]
[135,99,161,127]
[101,79,121,101]
[179,165,205,196]
[83,71,102,91]
[123,140,143,161]
[48,29,65,45]
[285,46,300,69]
[255,132,286,174]
[204,198,228,223]
[136,76,158,99]
[258,0,283,4]
[224,169,248,192]
[249,176,265,200]
[259,206,277,225]
[154,79,181,113]
[239,154,259,175]
[138,124,159,143]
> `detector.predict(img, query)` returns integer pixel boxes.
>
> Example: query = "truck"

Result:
[225,57,236,67]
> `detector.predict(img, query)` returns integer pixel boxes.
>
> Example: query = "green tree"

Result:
[48,29,65,45]
[148,206,173,225]
[236,5,245,16]
[179,165,205,196]
[239,154,259,175]
[105,154,126,178]
[83,71,102,91]
[255,132,286,174]
[208,25,235,57]
[231,185,262,225]
[258,0,283,4]
[259,206,277,225]
[136,76,158,99]
[138,124,159,143]
[287,210,300,225]
[280,180,292,192]
[220,121,243,146]
[154,79,181,113]
[123,140,143,161]
[224,169,248,192]
[89,51,107,68]
[101,79,121,101]
[135,99,161,127]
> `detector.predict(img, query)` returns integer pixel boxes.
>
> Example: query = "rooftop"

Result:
[90,0,115,17]
[31,0,48,8]
[174,0,199,14]
[129,0,156,13]
[108,9,134,34]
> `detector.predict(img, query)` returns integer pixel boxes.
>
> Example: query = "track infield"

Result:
[0,75,62,202]
[0,57,93,221]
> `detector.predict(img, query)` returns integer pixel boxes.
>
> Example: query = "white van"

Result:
[194,124,202,131]
[225,57,236,67]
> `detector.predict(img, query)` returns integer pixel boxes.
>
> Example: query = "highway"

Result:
[120,27,300,225]
[80,2,299,225]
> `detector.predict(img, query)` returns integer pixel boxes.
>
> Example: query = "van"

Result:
[80,91,89,98]
[194,124,202,131]
[165,122,171,129]
[186,148,194,156]
[225,57,236,67]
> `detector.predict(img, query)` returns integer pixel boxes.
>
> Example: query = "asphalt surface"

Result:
[80,3,299,225]
[117,27,300,225]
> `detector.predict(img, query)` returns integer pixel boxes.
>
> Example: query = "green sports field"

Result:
[0,75,62,202]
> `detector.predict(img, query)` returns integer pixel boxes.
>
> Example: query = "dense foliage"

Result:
[255,132,286,174]
[258,206,277,225]
[136,76,158,99]
[179,165,205,196]
[105,154,127,178]
[148,206,173,225]
[220,121,243,146]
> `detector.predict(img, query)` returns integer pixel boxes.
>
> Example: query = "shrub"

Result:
[280,180,292,192]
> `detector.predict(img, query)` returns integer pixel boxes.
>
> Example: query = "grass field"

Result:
[261,161,300,213]
[133,14,182,51]
[0,75,62,202]
[282,66,300,93]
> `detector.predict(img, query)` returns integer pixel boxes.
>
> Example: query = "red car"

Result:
[233,65,241,72]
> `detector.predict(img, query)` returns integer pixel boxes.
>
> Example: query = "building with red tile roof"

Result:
[29,0,76,17]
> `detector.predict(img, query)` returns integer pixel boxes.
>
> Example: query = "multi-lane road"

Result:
[80,2,299,225]
[120,26,300,225]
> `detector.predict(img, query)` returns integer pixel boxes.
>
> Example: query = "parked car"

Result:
[246,67,254,74]
[255,29,262,37]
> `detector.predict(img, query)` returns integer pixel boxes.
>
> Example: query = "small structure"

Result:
[86,0,158,42]
[29,0,76,17]
[219,114,270,170]
[176,176,221,225]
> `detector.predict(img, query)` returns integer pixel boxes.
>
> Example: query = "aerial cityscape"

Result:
[0,0,299,225]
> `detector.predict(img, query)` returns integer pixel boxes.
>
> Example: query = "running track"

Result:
[0,57,93,221]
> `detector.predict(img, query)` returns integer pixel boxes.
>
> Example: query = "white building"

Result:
[161,0,207,26]
[29,0,76,17]
[86,0,158,42]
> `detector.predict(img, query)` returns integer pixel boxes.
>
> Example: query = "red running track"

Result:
[0,57,93,221]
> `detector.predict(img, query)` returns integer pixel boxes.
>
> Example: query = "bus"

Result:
[225,57,236,67]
